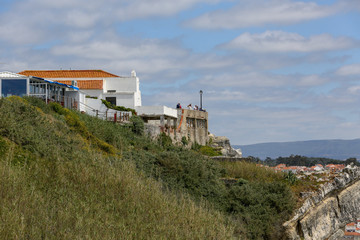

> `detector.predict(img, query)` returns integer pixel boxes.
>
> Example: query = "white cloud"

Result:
[221,31,358,53]
[0,0,220,45]
[348,85,360,94]
[297,75,328,87]
[51,39,188,60]
[187,0,338,29]
[116,0,222,21]
[336,63,360,76]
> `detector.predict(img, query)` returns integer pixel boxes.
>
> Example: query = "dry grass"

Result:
[0,150,234,240]
[219,161,285,182]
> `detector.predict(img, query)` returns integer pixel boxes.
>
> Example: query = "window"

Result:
[1,79,27,97]
[106,97,116,106]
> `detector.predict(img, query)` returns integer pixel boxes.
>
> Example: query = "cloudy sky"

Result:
[1,0,360,145]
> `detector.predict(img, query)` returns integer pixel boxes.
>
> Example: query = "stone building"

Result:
[177,109,208,145]
[137,108,209,146]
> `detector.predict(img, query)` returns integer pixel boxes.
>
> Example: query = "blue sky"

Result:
[1,0,360,145]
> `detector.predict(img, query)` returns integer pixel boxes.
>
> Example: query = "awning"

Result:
[32,76,79,91]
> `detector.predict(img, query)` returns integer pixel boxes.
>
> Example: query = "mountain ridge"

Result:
[234,138,360,160]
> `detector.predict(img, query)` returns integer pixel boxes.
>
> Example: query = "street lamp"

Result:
[199,90,203,110]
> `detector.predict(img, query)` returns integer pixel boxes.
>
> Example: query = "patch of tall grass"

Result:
[0,152,234,239]
[219,160,285,182]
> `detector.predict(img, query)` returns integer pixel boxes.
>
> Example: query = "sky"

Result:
[1,0,360,145]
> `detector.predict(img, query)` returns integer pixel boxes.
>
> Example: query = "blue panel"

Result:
[1,79,27,97]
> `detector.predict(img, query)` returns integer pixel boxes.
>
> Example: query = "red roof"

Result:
[18,70,119,78]
[55,80,103,90]
[345,231,360,236]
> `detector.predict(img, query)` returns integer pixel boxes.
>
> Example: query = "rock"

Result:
[284,166,360,240]
[328,229,344,240]
[209,135,242,158]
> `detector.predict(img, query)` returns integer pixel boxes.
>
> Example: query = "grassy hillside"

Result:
[0,96,295,239]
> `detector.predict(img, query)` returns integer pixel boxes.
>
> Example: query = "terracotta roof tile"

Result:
[56,80,103,89]
[18,70,119,78]
[345,231,360,236]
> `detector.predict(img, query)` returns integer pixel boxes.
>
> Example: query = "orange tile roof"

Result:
[56,80,103,89]
[18,70,119,78]
[345,231,360,236]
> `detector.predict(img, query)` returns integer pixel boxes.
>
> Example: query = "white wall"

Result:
[81,89,103,98]
[115,93,134,108]
[135,90,142,107]
[135,106,178,118]
[85,98,108,117]
[105,77,137,92]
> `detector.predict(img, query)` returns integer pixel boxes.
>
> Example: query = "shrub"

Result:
[199,145,222,156]
[227,181,295,239]
[101,99,136,115]
[157,132,173,149]
[130,115,144,135]
[181,136,189,146]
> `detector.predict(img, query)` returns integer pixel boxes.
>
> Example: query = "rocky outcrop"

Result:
[209,134,242,158]
[284,165,360,239]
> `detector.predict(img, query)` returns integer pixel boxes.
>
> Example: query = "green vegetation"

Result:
[219,161,295,239]
[219,161,285,183]
[101,99,136,115]
[85,95,98,99]
[199,145,222,156]
[0,96,296,239]
[264,155,359,167]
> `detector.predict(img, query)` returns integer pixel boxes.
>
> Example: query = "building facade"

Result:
[0,71,81,110]
[19,70,141,109]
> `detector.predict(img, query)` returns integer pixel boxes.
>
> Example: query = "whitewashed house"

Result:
[19,69,142,109]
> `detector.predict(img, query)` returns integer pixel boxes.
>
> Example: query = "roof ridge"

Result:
[18,69,120,78]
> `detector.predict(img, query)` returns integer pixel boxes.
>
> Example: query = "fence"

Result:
[79,102,131,123]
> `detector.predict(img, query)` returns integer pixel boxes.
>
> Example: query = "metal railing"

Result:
[28,94,79,110]
[79,102,131,123]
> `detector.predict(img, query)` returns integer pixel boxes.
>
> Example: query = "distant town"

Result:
[344,219,360,239]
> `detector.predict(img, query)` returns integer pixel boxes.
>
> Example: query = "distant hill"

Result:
[234,139,360,160]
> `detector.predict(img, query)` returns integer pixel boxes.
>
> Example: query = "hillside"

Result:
[236,139,360,160]
[0,96,295,239]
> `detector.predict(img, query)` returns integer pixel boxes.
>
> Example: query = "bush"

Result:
[130,115,144,135]
[181,136,189,146]
[199,145,222,156]
[227,181,294,239]
[101,99,136,115]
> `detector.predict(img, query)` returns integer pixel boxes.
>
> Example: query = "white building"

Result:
[19,69,142,109]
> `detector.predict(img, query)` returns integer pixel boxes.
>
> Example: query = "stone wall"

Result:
[141,109,209,146]
[176,109,208,145]
[284,165,360,239]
